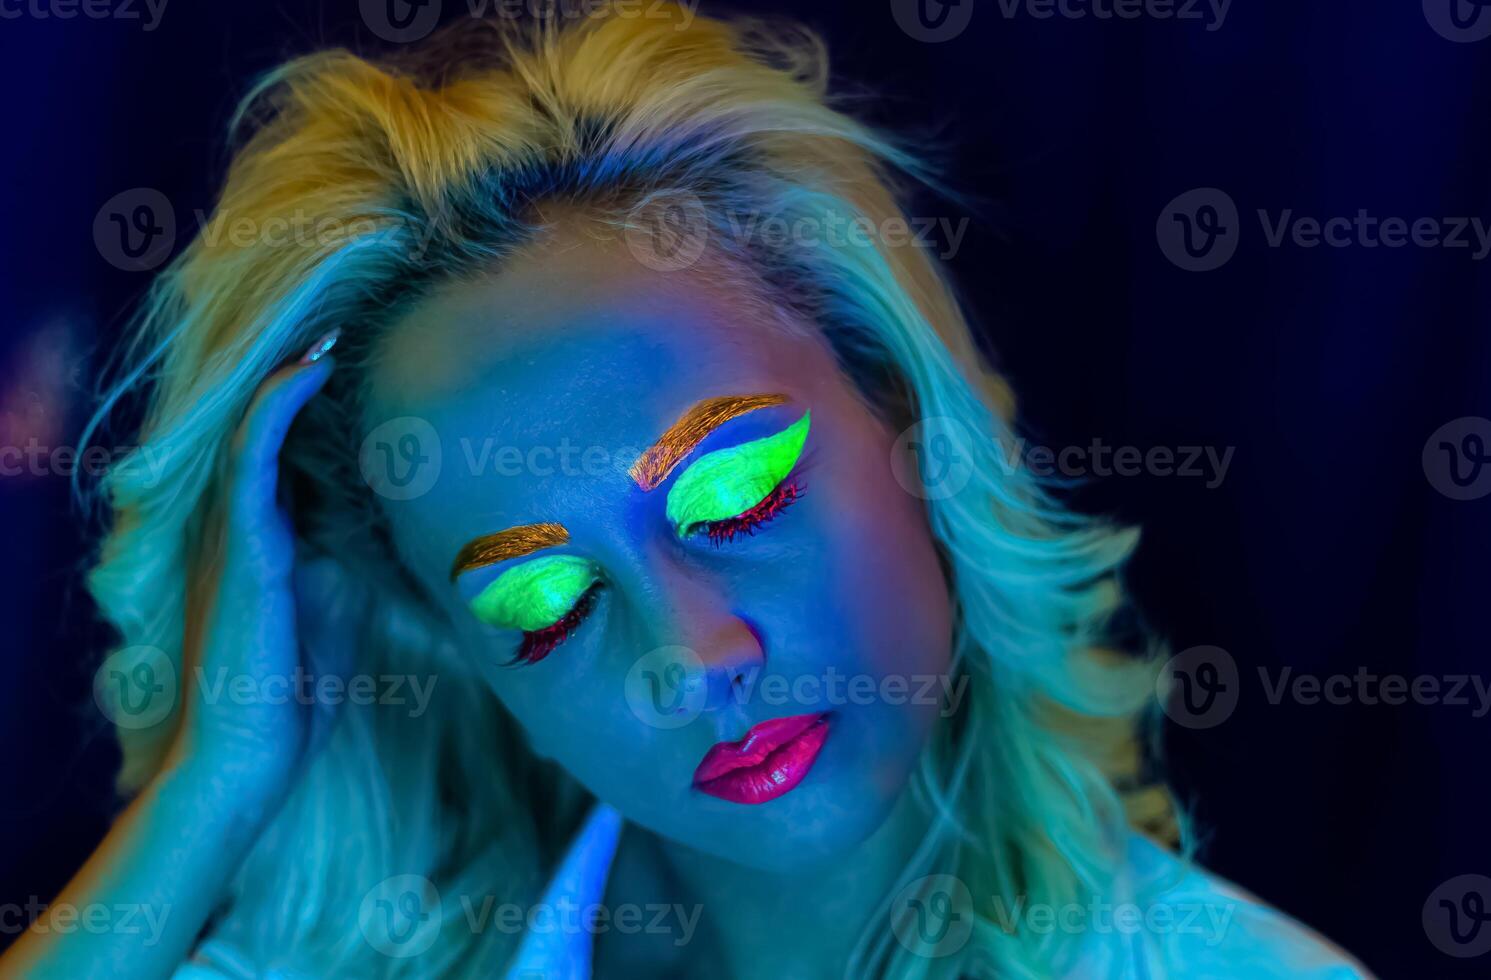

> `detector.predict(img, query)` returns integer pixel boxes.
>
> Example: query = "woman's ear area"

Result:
[292,555,362,668]
[290,549,466,745]
[289,554,363,756]
[290,549,454,674]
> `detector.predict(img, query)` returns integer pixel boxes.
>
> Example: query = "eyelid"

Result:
[468,554,597,631]
[665,411,810,534]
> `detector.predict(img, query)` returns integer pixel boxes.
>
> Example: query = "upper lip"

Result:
[692,712,830,785]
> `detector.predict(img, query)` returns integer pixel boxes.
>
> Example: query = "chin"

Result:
[674,750,914,873]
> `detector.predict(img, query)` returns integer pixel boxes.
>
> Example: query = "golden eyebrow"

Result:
[629,393,788,491]
[449,522,569,581]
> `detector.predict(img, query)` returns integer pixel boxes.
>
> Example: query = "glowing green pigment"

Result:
[470,555,597,631]
[666,411,810,535]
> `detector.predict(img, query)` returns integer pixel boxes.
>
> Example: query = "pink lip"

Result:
[692,712,832,805]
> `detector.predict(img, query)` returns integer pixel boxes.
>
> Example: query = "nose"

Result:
[690,616,765,712]
[644,564,765,714]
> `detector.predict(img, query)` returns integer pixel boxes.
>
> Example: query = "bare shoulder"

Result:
[1120,834,1377,979]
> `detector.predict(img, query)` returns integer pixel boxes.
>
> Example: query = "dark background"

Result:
[2,1,1487,975]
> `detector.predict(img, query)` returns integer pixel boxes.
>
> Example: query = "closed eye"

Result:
[467,554,601,665]
[666,411,811,539]
[696,479,803,546]
[509,581,603,665]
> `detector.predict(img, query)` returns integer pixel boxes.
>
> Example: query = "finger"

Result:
[223,351,335,586]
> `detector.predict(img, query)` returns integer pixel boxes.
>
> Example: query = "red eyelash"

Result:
[510,583,602,666]
[701,480,803,546]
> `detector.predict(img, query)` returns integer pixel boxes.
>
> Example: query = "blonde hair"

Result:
[87,6,1177,976]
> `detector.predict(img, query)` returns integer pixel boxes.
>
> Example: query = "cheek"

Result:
[813,439,953,682]
[473,633,690,813]
[478,649,619,763]
[487,670,715,833]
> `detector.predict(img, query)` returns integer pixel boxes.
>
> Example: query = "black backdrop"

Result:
[3,2,1488,975]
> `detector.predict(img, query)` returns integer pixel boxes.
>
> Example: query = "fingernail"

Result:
[299,329,341,365]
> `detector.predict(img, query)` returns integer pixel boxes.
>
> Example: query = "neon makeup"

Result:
[468,554,598,632]
[450,522,568,581]
[630,393,787,491]
[692,712,833,804]
[666,411,810,536]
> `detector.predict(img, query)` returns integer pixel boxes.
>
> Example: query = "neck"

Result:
[632,787,936,979]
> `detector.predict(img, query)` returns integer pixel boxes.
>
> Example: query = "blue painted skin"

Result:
[2,225,954,978]
[472,413,813,634]
[0,349,361,977]
[368,224,955,970]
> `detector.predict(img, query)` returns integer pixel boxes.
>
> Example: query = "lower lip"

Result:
[692,713,832,805]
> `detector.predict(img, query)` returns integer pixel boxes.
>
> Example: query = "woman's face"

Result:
[363,221,952,870]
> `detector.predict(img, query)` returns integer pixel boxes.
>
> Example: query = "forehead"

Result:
[363,222,846,563]
[368,222,823,445]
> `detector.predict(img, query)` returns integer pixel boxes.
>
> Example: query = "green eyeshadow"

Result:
[469,554,597,631]
[665,411,810,535]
